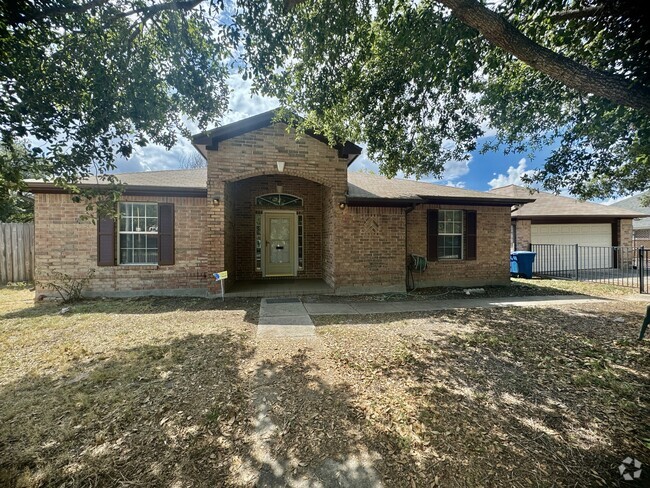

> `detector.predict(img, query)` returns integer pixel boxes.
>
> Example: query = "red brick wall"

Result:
[335,206,406,293]
[34,193,210,296]
[514,219,532,251]
[227,175,323,280]
[206,123,348,292]
[407,204,511,287]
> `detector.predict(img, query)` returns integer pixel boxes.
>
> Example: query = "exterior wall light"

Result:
[276,161,285,172]
[339,202,346,210]
[212,195,221,205]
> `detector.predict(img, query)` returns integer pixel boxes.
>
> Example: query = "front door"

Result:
[263,212,296,277]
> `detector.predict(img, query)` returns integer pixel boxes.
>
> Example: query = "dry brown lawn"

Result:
[1,283,649,487]
[0,285,258,487]
[309,302,650,487]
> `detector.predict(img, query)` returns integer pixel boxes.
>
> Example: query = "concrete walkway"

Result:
[303,294,608,316]
[257,297,316,338]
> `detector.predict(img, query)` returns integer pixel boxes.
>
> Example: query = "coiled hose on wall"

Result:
[406,254,428,291]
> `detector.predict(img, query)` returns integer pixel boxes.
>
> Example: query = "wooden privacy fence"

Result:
[0,222,35,284]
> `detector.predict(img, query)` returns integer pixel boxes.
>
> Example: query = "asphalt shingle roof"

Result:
[346,172,531,203]
[28,169,532,205]
[489,185,645,219]
[611,191,650,229]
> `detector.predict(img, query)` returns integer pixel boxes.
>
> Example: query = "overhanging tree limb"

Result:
[438,0,650,113]
[549,5,605,22]
[11,0,111,25]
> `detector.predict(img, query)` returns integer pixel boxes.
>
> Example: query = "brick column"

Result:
[515,219,532,250]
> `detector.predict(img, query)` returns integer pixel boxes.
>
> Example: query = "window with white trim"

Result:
[118,203,158,264]
[437,210,463,259]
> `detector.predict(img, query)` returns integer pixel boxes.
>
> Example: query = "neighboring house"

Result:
[611,191,650,249]
[28,110,531,298]
[489,184,645,271]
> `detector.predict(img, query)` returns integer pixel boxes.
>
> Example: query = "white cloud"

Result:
[445,180,466,188]
[488,158,533,189]
[442,156,471,181]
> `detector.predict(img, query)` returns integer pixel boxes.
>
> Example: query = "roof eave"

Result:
[26,182,207,198]
[418,195,536,206]
[511,213,647,220]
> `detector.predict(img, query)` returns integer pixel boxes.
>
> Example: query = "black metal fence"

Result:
[531,244,649,293]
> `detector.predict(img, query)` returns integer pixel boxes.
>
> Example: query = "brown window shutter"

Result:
[427,209,439,261]
[466,210,477,261]
[97,216,116,266]
[158,203,175,265]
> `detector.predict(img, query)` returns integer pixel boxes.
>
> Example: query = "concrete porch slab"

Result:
[227,278,334,298]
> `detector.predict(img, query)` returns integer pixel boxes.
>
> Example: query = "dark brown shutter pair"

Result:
[427,209,439,261]
[465,210,477,261]
[97,203,175,266]
[426,209,477,261]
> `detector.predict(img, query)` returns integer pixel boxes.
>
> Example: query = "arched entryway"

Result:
[222,174,335,296]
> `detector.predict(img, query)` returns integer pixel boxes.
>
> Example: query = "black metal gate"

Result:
[531,244,649,293]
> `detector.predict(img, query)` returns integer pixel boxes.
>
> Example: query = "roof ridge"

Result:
[111,167,207,177]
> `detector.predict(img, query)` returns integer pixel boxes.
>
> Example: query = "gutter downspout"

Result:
[405,204,417,291]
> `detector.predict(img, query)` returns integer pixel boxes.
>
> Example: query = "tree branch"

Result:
[12,0,111,25]
[437,0,650,113]
[11,0,203,26]
[549,5,605,22]
[110,0,203,21]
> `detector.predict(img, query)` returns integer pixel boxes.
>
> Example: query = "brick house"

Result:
[489,185,643,251]
[490,184,644,273]
[29,110,533,297]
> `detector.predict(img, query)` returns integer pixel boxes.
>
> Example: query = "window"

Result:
[427,209,477,262]
[437,210,463,259]
[255,193,303,207]
[255,213,262,271]
[118,203,159,264]
[97,202,174,267]
[298,214,304,270]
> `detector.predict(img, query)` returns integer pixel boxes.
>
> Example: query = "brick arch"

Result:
[223,168,334,188]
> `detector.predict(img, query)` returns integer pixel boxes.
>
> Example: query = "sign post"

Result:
[213,271,228,301]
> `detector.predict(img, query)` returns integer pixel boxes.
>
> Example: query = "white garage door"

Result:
[532,223,612,271]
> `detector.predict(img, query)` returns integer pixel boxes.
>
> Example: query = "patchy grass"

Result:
[2,285,649,487]
[511,277,640,298]
[307,302,650,487]
[0,287,258,487]
[305,276,641,304]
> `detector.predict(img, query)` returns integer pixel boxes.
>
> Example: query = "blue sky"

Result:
[113,73,557,193]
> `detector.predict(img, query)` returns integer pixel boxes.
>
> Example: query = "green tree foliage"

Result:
[235,0,650,199]
[2,0,649,201]
[0,142,34,222]
[1,0,230,193]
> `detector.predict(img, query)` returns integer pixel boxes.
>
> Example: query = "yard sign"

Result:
[213,271,228,301]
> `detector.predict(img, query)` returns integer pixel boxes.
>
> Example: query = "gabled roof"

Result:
[489,184,646,219]
[611,191,650,229]
[192,109,362,162]
[27,169,533,206]
[347,173,534,206]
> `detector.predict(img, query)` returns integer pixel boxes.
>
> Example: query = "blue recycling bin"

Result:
[510,251,537,279]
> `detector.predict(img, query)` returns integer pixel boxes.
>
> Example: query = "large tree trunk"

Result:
[438,0,650,113]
